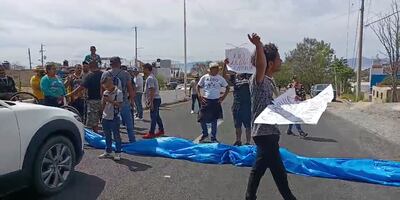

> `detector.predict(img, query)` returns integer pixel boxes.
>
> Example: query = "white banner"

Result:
[254,85,334,125]
[225,48,255,74]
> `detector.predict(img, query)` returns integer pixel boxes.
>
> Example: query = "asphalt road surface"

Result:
[5,96,400,200]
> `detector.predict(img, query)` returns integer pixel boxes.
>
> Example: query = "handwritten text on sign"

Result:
[225,48,255,74]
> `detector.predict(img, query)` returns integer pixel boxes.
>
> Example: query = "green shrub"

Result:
[341,92,364,102]
[156,75,166,90]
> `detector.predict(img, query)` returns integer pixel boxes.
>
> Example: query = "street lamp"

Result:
[183,0,188,96]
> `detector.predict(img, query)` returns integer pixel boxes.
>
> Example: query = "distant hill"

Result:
[347,57,374,70]
[346,57,390,70]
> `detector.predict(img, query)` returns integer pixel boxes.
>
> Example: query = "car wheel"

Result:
[33,136,76,196]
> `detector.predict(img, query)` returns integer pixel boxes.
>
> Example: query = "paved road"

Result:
[6,96,400,200]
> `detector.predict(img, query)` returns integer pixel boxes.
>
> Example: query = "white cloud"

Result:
[0,0,396,67]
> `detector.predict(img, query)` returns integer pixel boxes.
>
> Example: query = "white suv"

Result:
[0,99,84,197]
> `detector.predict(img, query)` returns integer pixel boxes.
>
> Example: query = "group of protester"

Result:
[1,34,308,199]
[190,54,308,147]
[0,46,164,161]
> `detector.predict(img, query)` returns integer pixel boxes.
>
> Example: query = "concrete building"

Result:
[372,86,400,103]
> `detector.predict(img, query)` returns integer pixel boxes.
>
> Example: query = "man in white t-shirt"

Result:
[197,62,230,143]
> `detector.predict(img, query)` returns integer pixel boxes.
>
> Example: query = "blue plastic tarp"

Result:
[85,129,400,187]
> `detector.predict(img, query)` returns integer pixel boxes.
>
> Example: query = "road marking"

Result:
[193,119,224,143]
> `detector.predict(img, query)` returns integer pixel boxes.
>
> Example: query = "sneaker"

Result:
[233,141,242,146]
[155,130,165,137]
[199,135,208,143]
[114,153,121,161]
[135,117,142,121]
[190,110,195,114]
[98,152,113,159]
[299,131,308,137]
[287,130,294,135]
[211,138,219,143]
[143,133,156,139]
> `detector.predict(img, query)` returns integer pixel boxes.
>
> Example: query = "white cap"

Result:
[209,62,219,69]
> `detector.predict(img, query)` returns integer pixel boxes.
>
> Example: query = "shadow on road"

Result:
[116,158,152,172]
[141,119,151,123]
[134,126,148,131]
[302,136,338,143]
[4,172,105,200]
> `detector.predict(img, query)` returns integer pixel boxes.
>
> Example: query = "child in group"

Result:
[98,76,123,161]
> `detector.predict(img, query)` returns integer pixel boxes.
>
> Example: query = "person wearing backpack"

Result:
[101,57,136,143]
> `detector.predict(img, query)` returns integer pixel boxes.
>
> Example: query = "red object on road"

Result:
[155,130,165,137]
[142,133,156,139]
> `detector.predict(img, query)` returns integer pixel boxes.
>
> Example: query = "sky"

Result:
[0,0,395,67]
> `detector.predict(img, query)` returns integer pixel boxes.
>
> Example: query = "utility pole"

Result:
[134,26,138,68]
[356,0,365,101]
[28,48,32,70]
[183,0,188,96]
[39,44,45,67]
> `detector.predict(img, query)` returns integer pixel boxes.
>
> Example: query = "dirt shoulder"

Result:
[327,101,400,146]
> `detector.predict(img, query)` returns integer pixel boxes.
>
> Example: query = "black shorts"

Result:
[232,106,251,129]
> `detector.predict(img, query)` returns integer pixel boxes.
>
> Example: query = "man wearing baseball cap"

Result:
[197,62,230,143]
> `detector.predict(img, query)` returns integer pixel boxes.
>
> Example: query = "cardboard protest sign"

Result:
[225,48,255,74]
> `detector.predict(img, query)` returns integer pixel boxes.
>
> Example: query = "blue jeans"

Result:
[102,118,122,153]
[288,124,303,132]
[191,94,200,111]
[121,101,136,142]
[135,93,143,118]
[201,119,217,139]
[150,98,164,134]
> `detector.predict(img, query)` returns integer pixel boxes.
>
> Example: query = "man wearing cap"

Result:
[101,57,136,143]
[30,66,46,104]
[0,65,17,100]
[129,67,144,120]
[84,46,102,67]
[197,62,230,143]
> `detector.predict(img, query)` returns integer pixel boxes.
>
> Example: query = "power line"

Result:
[365,10,400,27]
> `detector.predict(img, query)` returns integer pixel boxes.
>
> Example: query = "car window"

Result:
[316,84,328,90]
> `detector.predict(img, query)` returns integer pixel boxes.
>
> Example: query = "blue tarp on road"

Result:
[85,129,400,187]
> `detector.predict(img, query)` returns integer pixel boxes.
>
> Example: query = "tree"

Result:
[190,62,210,77]
[331,57,354,94]
[285,38,335,92]
[156,75,166,90]
[370,0,400,102]
[274,63,293,90]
